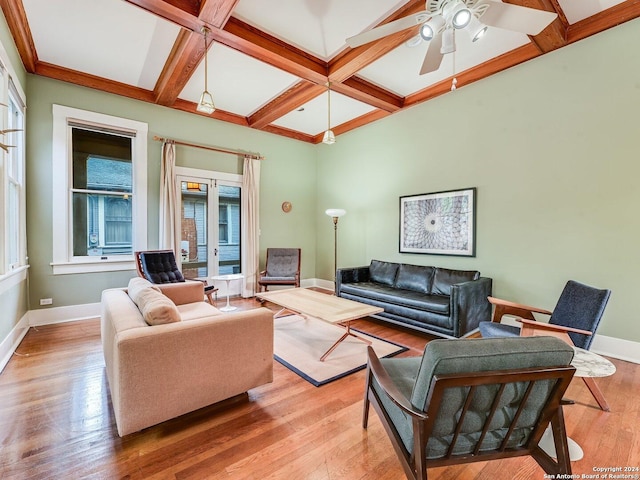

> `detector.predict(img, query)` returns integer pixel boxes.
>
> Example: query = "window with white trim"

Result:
[0,62,26,278]
[51,105,147,274]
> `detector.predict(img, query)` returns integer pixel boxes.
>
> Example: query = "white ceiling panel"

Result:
[358,28,530,97]
[233,0,410,60]
[22,0,180,90]
[272,91,377,136]
[556,0,626,24]
[179,43,300,117]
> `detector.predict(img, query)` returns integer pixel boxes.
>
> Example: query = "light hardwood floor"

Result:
[1,294,638,479]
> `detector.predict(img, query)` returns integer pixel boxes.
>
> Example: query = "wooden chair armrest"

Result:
[488,296,553,315]
[366,347,427,421]
[517,318,593,336]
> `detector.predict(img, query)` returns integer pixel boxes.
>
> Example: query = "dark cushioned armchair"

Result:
[135,250,217,304]
[258,248,301,292]
[363,337,576,480]
[479,280,611,410]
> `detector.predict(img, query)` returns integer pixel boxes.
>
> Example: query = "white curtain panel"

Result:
[242,156,261,297]
[159,141,179,252]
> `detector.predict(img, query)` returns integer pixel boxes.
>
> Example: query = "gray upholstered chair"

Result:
[479,280,611,410]
[257,248,301,292]
[363,337,576,480]
[135,250,217,304]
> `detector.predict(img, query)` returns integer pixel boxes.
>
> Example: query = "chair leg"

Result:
[363,368,372,428]
[582,377,610,411]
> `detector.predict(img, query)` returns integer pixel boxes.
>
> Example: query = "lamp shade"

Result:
[325,208,346,218]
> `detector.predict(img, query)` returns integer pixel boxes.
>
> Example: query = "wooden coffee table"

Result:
[256,288,383,361]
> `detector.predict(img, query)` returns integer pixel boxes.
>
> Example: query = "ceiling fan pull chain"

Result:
[451,45,457,91]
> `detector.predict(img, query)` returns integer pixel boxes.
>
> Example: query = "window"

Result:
[52,105,147,274]
[0,60,26,281]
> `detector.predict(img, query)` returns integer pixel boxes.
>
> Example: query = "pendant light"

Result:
[322,82,335,145]
[196,27,215,115]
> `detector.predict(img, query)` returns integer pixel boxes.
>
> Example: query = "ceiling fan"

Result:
[346,0,558,75]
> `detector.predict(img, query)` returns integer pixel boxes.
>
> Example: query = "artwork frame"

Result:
[399,187,476,257]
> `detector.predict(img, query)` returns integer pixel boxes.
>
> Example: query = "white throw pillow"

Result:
[127,277,180,325]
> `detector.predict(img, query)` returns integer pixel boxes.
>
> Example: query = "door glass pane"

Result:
[181,181,208,278]
[218,185,241,274]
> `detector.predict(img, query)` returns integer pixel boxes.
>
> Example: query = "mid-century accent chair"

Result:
[479,280,611,410]
[257,248,301,292]
[363,337,576,480]
[135,250,218,304]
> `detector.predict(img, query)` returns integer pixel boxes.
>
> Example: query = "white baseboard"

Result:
[28,302,101,326]
[0,312,29,374]
[591,335,640,364]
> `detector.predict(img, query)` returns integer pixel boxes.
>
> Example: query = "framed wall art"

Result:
[399,187,476,256]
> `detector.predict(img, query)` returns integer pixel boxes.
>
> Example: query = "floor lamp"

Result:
[325,208,346,286]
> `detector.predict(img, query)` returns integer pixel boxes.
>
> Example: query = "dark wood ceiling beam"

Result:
[328,0,427,83]
[505,0,567,52]
[35,62,157,103]
[261,124,315,143]
[312,109,392,144]
[219,17,327,84]
[199,0,240,28]
[123,0,202,31]
[172,97,248,126]
[153,29,204,106]
[151,0,241,106]
[332,77,403,112]
[405,43,540,107]
[0,0,37,73]
[248,81,326,129]
[566,0,640,44]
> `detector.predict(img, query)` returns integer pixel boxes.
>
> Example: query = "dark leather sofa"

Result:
[336,260,492,338]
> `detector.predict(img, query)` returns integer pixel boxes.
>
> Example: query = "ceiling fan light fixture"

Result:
[419,15,445,42]
[452,7,472,29]
[466,16,488,42]
[441,28,456,54]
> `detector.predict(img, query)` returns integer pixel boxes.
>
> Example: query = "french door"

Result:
[176,169,242,296]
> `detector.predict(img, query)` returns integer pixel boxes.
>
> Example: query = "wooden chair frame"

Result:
[488,296,610,411]
[257,248,301,292]
[135,250,218,304]
[363,347,575,480]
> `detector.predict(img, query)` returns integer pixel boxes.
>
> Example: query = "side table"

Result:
[539,347,616,461]
[211,273,244,312]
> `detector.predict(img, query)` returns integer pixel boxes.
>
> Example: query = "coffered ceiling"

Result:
[1,0,639,143]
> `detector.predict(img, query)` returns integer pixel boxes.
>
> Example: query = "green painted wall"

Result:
[316,19,640,343]
[26,76,317,310]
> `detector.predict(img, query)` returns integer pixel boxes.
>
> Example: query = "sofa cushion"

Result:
[432,268,480,296]
[340,282,450,315]
[127,277,180,326]
[127,277,161,300]
[369,260,399,286]
[395,264,435,294]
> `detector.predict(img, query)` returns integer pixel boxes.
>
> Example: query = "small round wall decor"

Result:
[281,201,292,213]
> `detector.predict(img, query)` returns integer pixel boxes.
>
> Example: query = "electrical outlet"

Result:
[40,298,53,306]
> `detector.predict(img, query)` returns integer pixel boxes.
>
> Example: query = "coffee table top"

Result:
[256,288,383,324]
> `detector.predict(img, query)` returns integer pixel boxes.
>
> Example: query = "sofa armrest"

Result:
[157,280,204,305]
[111,307,274,436]
[336,266,370,295]
[450,277,493,337]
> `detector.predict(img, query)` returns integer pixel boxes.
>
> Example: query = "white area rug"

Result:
[273,315,408,387]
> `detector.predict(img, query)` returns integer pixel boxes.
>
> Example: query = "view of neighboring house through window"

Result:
[71,128,133,256]
[51,105,147,274]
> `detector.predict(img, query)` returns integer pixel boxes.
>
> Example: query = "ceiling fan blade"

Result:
[419,34,444,75]
[477,0,557,36]
[346,11,429,48]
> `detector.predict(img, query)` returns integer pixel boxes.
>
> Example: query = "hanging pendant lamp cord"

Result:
[327,82,331,130]
[203,27,209,90]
